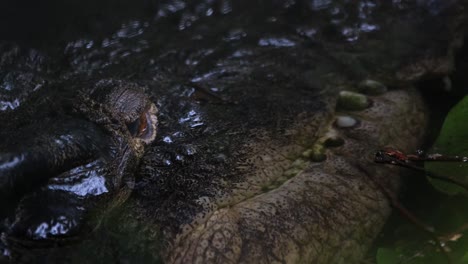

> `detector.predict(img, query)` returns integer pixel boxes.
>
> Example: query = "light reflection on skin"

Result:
[48,160,109,197]
[28,216,78,239]
[5,160,109,242]
[360,23,379,33]
[0,99,20,111]
[258,38,296,47]
[0,154,24,170]
[48,174,108,197]
[178,109,205,128]
[309,0,333,11]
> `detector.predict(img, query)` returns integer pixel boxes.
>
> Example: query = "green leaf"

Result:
[461,252,468,263]
[377,248,400,264]
[425,96,468,195]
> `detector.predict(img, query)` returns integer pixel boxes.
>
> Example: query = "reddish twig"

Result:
[375,148,468,163]
[374,148,468,193]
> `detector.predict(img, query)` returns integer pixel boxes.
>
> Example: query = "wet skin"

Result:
[0,0,465,263]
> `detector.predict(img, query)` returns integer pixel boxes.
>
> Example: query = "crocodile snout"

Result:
[167,85,426,263]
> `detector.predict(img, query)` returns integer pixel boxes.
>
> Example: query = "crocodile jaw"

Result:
[166,88,426,263]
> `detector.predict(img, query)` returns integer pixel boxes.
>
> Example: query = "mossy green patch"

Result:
[337,91,370,111]
[302,144,326,162]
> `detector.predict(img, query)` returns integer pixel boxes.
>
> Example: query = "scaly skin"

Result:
[0,0,464,263]
[162,88,426,263]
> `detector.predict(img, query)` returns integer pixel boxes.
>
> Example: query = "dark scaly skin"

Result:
[0,80,158,261]
[0,0,465,263]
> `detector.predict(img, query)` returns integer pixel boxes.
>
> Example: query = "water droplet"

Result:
[258,37,296,47]
[190,122,204,128]
[205,8,214,16]
[296,27,317,39]
[224,29,247,42]
[359,23,379,33]
[309,0,332,11]
[163,136,173,143]
[341,26,359,42]
[416,149,425,157]
[0,99,20,111]
[179,12,198,31]
[163,159,172,166]
[219,0,232,14]
[184,145,197,156]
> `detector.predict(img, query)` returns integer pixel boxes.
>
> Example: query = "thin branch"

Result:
[356,164,452,264]
[374,149,468,192]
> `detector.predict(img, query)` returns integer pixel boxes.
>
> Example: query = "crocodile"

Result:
[0,0,465,263]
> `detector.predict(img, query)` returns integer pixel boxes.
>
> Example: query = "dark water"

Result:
[0,0,466,263]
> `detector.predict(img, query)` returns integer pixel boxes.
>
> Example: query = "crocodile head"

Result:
[0,0,465,263]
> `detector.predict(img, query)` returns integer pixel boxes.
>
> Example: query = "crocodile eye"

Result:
[125,102,158,144]
[127,112,149,138]
[136,112,148,137]
[126,105,157,144]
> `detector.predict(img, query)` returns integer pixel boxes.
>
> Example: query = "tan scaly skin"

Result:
[164,87,426,263]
